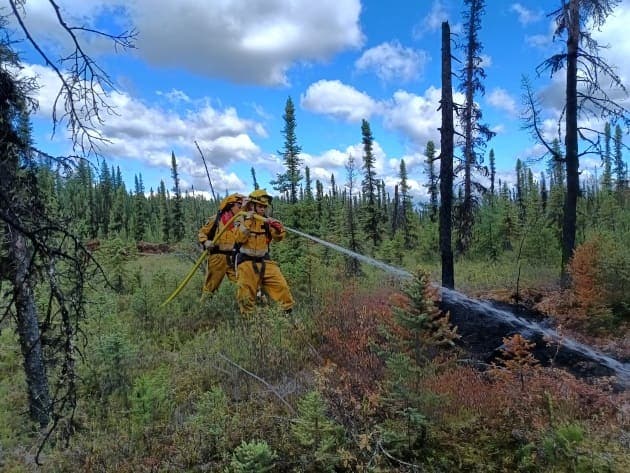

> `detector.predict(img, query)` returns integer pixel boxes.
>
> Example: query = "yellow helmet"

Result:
[248,189,273,206]
[219,193,244,212]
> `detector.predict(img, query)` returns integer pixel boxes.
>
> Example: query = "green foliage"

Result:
[393,269,458,364]
[85,329,136,403]
[291,391,343,472]
[378,353,429,460]
[541,423,585,469]
[229,439,277,473]
[130,369,173,429]
[180,386,234,463]
[98,238,138,294]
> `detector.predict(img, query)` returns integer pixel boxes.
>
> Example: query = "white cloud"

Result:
[413,0,449,38]
[355,41,428,83]
[487,87,518,116]
[381,87,445,148]
[510,3,543,25]
[525,34,550,49]
[300,79,380,122]
[13,0,364,87]
[156,89,191,103]
[126,0,364,86]
[479,54,492,68]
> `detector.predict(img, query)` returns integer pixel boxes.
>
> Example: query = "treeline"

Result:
[39,153,214,244]
[39,126,628,280]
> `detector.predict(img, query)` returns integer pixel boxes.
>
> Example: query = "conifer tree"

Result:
[330,173,337,198]
[614,124,626,194]
[109,185,127,236]
[344,153,362,276]
[439,21,455,288]
[315,180,324,220]
[391,184,400,236]
[456,0,494,253]
[273,96,302,204]
[133,173,146,241]
[250,166,259,190]
[360,119,380,251]
[537,0,629,283]
[158,180,170,242]
[304,166,313,201]
[97,160,112,236]
[399,159,413,248]
[489,148,496,195]
[170,151,185,241]
[424,140,438,222]
[601,122,613,192]
[291,391,342,471]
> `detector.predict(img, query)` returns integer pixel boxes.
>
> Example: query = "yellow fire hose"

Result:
[160,210,246,307]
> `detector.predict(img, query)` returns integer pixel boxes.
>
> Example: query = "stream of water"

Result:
[286,226,630,387]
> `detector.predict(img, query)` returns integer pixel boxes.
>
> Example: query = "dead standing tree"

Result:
[1,0,135,454]
[439,21,455,289]
[529,0,629,284]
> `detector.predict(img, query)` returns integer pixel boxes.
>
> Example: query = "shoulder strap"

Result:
[207,211,222,240]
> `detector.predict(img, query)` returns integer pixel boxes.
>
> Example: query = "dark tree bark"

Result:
[534,0,628,285]
[561,0,580,285]
[439,22,455,289]
[10,232,52,427]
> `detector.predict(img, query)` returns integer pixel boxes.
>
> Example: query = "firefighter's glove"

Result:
[203,240,215,249]
[267,219,283,231]
[245,210,255,219]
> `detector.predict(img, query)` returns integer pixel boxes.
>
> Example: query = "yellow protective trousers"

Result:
[203,251,236,293]
[236,259,294,313]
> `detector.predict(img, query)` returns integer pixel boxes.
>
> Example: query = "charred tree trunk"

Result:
[561,0,580,286]
[8,230,51,426]
[439,22,455,289]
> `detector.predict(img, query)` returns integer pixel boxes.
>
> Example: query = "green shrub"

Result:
[291,390,343,472]
[229,439,277,473]
[130,369,173,429]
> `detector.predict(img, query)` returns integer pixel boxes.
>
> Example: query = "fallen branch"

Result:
[217,352,295,414]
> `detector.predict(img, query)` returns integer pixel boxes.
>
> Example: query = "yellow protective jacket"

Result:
[233,214,285,257]
[198,211,238,252]
[233,214,293,313]
[197,211,239,293]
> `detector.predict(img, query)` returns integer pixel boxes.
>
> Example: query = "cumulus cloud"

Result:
[487,87,518,116]
[20,60,273,193]
[13,0,364,87]
[413,0,449,38]
[510,3,543,25]
[300,80,380,122]
[355,41,428,83]
[381,87,444,148]
[126,0,364,86]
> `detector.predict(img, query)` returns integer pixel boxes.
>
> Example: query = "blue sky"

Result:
[7,0,630,201]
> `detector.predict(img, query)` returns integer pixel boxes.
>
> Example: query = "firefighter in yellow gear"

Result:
[234,189,294,314]
[197,193,244,294]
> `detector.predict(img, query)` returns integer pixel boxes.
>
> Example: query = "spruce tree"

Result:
[360,119,380,251]
[538,0,628,283]
[489,148,496,196]
[344,153,362,276]
[399,159,413,248]
[601,122,613,192]
[424,140,438,221]
[158,180,171,242]
[274,96,302,204]
[133,173,146,241]
[614,124,626,194]
[456,0,494,253]
[250,166,259,190]
[170,151,185,242]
